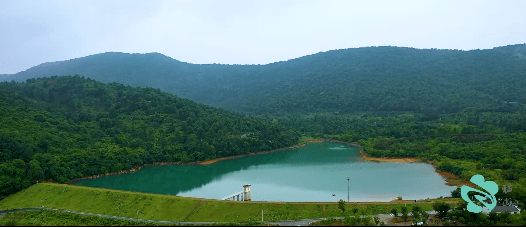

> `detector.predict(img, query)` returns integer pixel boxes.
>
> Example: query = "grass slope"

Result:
[0,210,175,226]
[0,210,268,226]
[0,183,459,222]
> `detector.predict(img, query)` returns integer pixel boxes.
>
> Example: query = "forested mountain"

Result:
[3,46,526,226]
[7,44,526,115]
[0,76,299,197]
[2,66,526,220]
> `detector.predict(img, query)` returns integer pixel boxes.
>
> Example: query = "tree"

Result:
[488,212,498,225]
[28,159,44,180]
[401,206,409,224]
[391,208,398,217]
[338,199,346,214]
[412,212,421,225]
[361,216,373,226]
[420,210,429,225]
[352,208,359,215]
[373,216,380,226]
[451,187,461,198]
[412,205,421,214]
[455,200,468,211]
[432,202,451,219]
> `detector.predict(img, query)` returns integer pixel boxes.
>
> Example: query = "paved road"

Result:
[265,211,439,226]
[0,207,440,226]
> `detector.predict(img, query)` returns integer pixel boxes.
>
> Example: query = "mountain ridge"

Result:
[7,44,526,115]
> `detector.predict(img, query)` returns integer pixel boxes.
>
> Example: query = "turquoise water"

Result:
[72,142,456,202]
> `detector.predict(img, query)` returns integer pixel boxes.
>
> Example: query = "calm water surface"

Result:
[73,142,456,202]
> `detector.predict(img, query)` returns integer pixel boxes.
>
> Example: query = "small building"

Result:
[243,184,251,201]
[481,205,521,214]
[221,185,251,201]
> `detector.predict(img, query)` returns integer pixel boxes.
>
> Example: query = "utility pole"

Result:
[347,176,350,202]
[262,209,264,222]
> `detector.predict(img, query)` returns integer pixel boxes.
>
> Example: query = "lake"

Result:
[72,142,456,202]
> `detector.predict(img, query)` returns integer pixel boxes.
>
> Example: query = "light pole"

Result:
[347,176,350,202]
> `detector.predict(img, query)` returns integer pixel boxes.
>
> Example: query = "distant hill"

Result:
[9,44,526,115]
[0,74,14,81]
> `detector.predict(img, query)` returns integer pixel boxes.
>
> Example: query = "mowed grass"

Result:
[0,210,269,226]
[0,183,460,222]
[0,210,177,226]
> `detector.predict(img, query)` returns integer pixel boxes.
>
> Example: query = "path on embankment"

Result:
[0,207,440,226]
[0,208,217,225]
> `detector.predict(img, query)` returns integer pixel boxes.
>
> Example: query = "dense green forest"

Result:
[0,76,299,197]
[2,75,525,211]
[8,44,526,115]
[2,45,526,225]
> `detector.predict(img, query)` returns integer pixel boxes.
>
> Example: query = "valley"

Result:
[1,46,526,226]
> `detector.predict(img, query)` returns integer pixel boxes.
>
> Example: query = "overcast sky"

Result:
[1,0,525,74]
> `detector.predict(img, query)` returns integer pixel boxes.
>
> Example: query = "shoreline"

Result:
[68,139,470,188]
[359,150,422,163]
[24,182,462,205]
[67,139,329,183]
[357,145,471,188]
[433,167,478,188]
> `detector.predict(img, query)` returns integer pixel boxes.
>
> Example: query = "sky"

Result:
[1,0,526,74]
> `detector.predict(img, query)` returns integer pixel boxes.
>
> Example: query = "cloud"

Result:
[1,0,525,73]
[0,0,163,73]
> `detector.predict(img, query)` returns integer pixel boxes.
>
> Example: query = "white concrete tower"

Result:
[243,184,251,201]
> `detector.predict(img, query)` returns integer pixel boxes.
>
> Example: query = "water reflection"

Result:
[73,142,456,202]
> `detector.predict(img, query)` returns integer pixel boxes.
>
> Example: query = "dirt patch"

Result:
[434,169,477,188]
[359,148,475,189]
[307,139,326,143]
[360,150,421,163]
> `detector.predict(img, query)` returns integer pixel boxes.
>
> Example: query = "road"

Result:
[0,207,440,226]
[261,211,439,226]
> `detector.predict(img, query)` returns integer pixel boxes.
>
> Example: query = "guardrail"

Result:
[221,191,244,201]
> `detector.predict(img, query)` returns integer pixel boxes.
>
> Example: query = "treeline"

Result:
[2,73,526,223]
[7,45,526,115]
[272,109,526,142]
[0,75,300,197]
[432,200,526,226]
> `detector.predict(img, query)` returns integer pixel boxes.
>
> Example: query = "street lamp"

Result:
[347,176,350,202]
